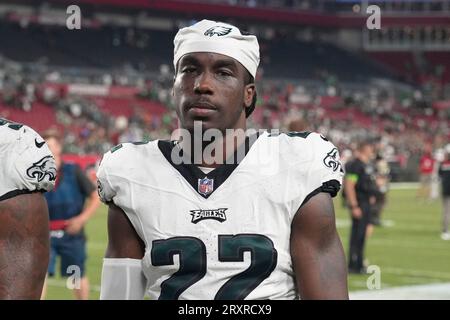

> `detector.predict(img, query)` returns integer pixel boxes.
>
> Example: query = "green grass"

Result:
[44,188,450,299]
[339,188,450,292]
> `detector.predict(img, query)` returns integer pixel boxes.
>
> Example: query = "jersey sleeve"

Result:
[96,143,147,244]
[302,133,344,206]
[96,150,116,204]
[345,160,360,183]
[0,122,57,201]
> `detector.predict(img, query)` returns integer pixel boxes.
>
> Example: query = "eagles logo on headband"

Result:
[173,19,260,78]
[204,26,232,37]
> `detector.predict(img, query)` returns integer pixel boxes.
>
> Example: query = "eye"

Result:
[217,69,233,77]
[182,66,196,74]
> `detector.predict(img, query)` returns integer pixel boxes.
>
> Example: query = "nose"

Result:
[194,71,214,95]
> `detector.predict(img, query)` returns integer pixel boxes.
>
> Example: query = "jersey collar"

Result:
[157,132,260,199]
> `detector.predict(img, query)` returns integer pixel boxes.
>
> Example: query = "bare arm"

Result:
[344,178,362,219]
[100,203,146,300]
[0,192,49,299]
[344,178,358,208]
[66,190,101,235]
[79,190,101,222]
[290,192,348,299]
[105,202,145,259]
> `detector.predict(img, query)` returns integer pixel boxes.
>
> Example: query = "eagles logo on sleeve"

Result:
[26,155,57,183]
[0,119,57,199]
[323,148,343,173]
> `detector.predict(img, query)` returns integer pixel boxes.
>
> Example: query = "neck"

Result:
[179,126,248,168]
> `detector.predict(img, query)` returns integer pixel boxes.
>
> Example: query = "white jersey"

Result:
[97,131,343,300]
[0,118,56,201]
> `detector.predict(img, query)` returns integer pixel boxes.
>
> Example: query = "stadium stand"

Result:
[0,0,448,181]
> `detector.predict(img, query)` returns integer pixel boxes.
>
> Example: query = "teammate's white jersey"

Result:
[0,118,56,201]
[97,131,343,300]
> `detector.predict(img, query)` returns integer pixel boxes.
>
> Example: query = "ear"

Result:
[244,83,256,108]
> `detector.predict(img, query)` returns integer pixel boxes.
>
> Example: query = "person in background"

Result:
[344,141,376,274]
[438,145,450,240]
[41,129,100,300]
[372,151,390,227]
[417,144,435,201]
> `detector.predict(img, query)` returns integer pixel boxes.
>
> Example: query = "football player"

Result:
[0,118,56,299]
[98,20,348,300]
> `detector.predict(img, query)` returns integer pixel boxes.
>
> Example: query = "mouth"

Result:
[186,101,218,117]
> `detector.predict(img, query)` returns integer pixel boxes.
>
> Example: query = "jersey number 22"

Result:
[151,234,278,300]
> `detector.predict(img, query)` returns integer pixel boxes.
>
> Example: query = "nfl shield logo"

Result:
[198,177,214,196]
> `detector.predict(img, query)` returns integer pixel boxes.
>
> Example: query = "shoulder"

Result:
[98,140,154,175]
[96,140,156,203]
[276,131,344,198]
[270,131,340,165]
[0,119,56,200]
[269,130,334,148]
[64,162,84,177]
[0,118,38,147]
[345,159,354,170]
[345,159,362,173]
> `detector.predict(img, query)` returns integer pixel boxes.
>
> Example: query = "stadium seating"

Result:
[0,22,397,82]
[0,101,57,132]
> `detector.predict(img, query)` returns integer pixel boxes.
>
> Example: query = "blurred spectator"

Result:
[41,129,101,300]
[374,152,390,220]
[417,144,436,200]
[344,141,377,274]
[438,145,450,240]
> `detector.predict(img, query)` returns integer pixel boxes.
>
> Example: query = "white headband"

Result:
[173,19,260,78]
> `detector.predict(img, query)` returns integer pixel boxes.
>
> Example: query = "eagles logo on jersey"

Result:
[0,118,56,201]
[26,155,57,182]
[190,208,228,224]
[97,131,343,300]
[323,148,343,173]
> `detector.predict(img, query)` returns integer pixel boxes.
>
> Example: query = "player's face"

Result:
[173,52,255,133]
